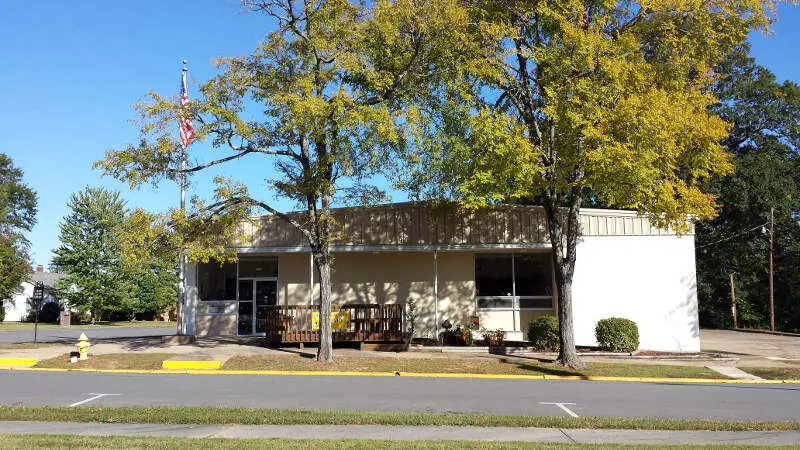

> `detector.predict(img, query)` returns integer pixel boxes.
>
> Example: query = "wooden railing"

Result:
[264,304,404,343]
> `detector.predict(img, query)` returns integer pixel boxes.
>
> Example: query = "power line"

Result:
[695,222,769,250]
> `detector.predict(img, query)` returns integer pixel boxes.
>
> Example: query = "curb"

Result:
[1,366,798,384]
[162,360,221,370]
[0,358,37,367]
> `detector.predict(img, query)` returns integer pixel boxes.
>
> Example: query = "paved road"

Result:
[0,327,175,344]
[1,371,798,421]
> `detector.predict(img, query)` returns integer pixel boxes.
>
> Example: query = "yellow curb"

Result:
[1,366,797,384]
[162,360,221,370]
[0,358,37,366]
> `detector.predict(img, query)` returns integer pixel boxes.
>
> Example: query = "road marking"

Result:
[69,393,120,407]
[540,402,579,418]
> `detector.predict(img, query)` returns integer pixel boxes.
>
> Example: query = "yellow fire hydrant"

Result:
[75,333,91,360]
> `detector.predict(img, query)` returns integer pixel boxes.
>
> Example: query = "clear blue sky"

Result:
[1,1,798,267]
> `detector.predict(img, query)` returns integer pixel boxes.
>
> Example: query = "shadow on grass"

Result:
[512,361,583,377]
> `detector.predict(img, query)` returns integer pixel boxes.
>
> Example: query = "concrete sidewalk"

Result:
[0,421,798,445]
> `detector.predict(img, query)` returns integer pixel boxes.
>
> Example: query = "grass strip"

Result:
[31,353,726,379]
[0,435,790,450]
[739,367,800,380]
[0,406,796,431]
[0,342,64,350]
[223,355,727,379]
[34,353,173,370]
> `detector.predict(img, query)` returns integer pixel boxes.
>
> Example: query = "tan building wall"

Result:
[435,252,475,338]
[279,253,312,306]
[196,314,236,337]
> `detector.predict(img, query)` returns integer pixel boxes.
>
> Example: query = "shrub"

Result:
[595,317,639,352]
[481,328,505,347]
[39,302,62,323]
[0,301,4,322]
[528,316,560,351]
[439,320,473,346]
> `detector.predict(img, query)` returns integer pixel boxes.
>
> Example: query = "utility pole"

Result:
[730,273,737,329]
[769,207,775,332]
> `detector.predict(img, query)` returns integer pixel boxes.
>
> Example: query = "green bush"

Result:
[0,301,4,322]
[528,316,560,351]
[595,317,639,352]
[28,302,61,323]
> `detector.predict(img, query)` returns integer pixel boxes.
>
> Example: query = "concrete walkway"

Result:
[0,421,798,445]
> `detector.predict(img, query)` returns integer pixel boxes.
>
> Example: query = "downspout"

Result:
[434,250,439,338]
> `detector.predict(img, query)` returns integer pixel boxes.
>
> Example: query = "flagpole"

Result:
[178,60,188,336]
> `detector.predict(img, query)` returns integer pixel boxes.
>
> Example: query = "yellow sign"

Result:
[311,311,351,331]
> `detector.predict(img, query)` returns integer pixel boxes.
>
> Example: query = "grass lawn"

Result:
[739,367,800,380]
[222,355,727,379]
[0,435,788,450]
[34,353,174,370]
[0,406,797,432]
[0,321,176,331]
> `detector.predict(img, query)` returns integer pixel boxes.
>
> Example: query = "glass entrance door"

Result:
[255,280,277,333]
[238,278,277,335]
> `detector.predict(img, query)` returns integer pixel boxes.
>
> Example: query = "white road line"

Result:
[540,402,579,418]
[69,393,121,407]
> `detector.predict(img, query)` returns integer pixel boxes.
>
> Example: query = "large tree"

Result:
[52,187,130,322]
[402,0,777,367]
[0,153,38,306]
[696,47,800,331]
[95,0,468,361]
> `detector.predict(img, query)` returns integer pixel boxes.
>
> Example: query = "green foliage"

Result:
[696,47,800,332]
[595,318,639,353]
[439,320,473,346]
[0,153,38,237]
[52,188,130,322]
[406,298,417,341]
[0,154,37,303]
[528,316,560,351]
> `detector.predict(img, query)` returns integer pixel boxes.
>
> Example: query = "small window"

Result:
[519,297,552,309]
[198,262,236,301]
[477,297,514,309]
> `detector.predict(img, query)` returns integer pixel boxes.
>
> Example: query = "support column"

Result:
[434,251,439,337]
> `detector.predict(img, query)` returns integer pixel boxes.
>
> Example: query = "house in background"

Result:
[4,265,64,322]
[182,202,700,352]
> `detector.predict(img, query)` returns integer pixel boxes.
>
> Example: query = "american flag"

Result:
[179,67,195,148]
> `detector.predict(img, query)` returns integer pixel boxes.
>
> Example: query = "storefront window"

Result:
[514,253,552,297]
[475,254,513,297]
[475,252,553,310]
[198,262,237,301]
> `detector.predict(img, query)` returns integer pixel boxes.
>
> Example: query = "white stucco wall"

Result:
[572,235,700,352]
[5,282,33,321]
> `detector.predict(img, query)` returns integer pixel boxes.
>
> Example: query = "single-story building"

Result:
[183,203,700,352]
[4,266,64,322]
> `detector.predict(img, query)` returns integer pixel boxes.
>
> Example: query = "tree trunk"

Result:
[553,260,582,368]
[314,249,334,363]
[544,194,584,369]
